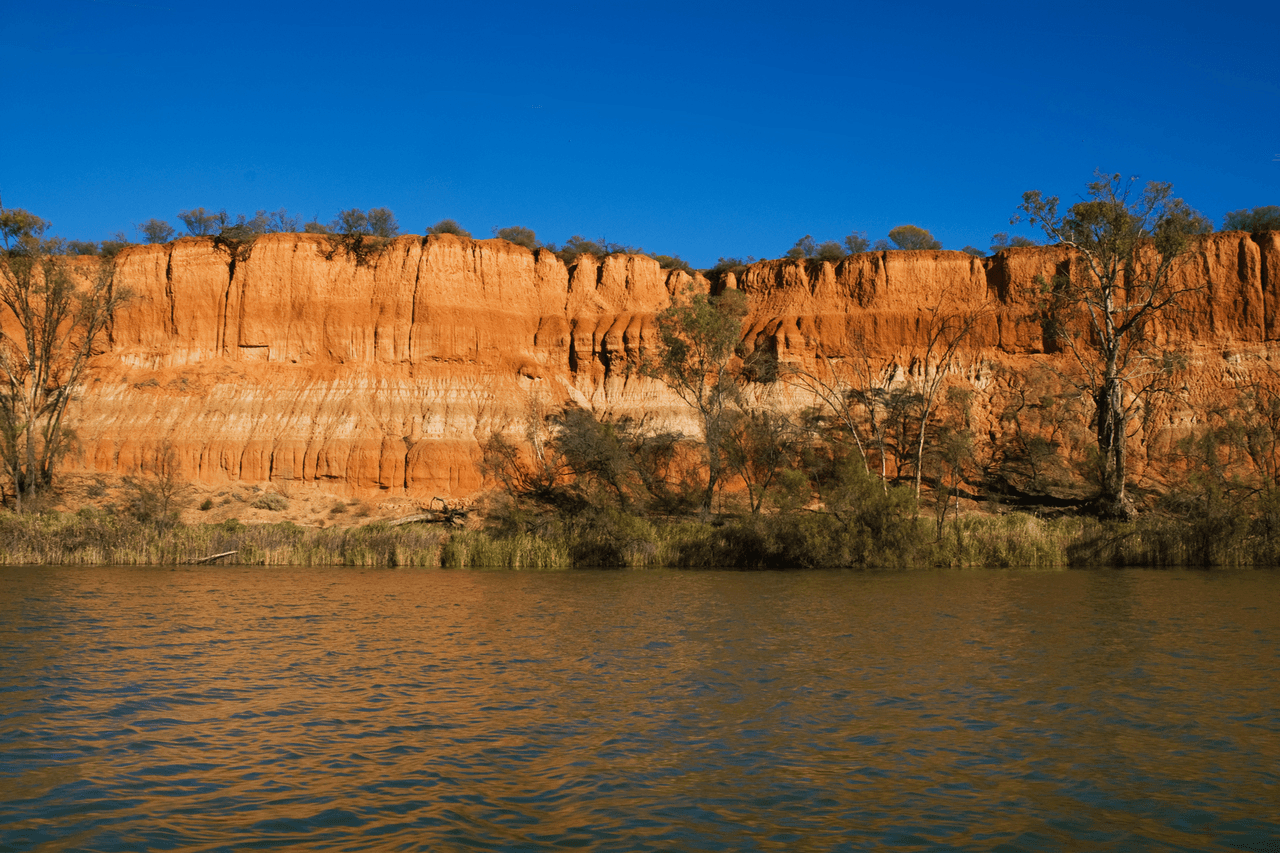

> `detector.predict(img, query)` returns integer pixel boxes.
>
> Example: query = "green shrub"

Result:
[428,219,470,238]
[709,256,755,278]
[1222,206,1280,233]
[494,226,539,250]
[652,254,691,272]
[888,224,942,250]
[556,235,608,264]
[65,239,101,255]
[137,218,175,244]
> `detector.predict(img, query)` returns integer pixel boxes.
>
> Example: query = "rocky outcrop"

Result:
[62,230,1280,499]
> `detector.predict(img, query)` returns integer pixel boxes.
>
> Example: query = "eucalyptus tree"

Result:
[645,283,748,515]
[1016,172,1210,518]
[0,203,127,509]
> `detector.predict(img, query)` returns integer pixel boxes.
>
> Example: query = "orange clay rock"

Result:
[59,230,1280,500]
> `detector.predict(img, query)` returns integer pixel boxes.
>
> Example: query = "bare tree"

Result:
[123,440,191,526]
[785,336,896,488]
[722,407,795,513]
[906,289,987,499]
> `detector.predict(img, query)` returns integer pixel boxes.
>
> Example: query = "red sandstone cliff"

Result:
[60,231,1280,502]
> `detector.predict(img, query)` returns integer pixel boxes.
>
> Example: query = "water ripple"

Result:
[1,567,1277,851]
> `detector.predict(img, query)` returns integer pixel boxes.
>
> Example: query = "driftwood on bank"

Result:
[388,497,469,527]
[189,550,238,564]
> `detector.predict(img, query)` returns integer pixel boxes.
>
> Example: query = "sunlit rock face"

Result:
[62,230,1280,498]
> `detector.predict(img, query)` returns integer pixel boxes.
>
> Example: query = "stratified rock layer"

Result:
[65,231,1280,498]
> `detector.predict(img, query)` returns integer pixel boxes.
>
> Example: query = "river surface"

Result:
[0,567,1277,852]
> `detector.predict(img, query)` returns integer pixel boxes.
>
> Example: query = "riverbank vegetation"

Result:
[3,497,1280,569]
[5,183,1280,569]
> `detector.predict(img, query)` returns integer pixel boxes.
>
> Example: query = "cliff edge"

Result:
[61,230,1280,503]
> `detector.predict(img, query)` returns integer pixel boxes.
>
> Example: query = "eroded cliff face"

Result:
[64,231,1280,500]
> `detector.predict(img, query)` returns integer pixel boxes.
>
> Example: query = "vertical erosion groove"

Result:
[1250,233,1272,340]
[409,250,423,364]
[164,246,177,337]
[220,253,236,355]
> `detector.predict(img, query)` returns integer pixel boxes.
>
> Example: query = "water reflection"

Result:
[1,567,1277,851]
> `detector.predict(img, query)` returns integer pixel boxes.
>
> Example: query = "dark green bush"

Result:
[1222,206,1280,233]
[137,219,175,244]
[494,226,539,250]
[652,254,691,272]
[556,235,608,264]
[428,219,471,238]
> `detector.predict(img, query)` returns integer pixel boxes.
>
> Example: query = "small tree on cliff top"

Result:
[888,225,942,250]
[1016,172,1210,518]
[645,283,748,515]
[0,202,127,509]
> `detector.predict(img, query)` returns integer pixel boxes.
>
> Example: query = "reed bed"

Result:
[0,511,447,567]
[2,505,1275,569]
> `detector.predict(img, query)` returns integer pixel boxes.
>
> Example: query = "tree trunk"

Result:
[1094,374,1134,519]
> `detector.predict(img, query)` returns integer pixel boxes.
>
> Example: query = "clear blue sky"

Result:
[3,0,1277,267]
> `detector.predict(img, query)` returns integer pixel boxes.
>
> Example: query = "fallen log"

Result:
[190,550,238,564]
[387,514,432,527]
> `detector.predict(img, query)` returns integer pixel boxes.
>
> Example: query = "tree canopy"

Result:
[0,204,127,507]
[645,284,748,514]
[1222,206,1280,233]
[888,225,942,250]
[137,219,175,244]
[428,219,471,238]
[494,226,539,250]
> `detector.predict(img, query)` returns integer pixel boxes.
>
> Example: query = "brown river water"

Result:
[0,567,1277,852]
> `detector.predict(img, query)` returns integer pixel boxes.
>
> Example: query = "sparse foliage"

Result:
[0,206,49,249]
[709,257,755,279]
[652,254,692,272]
[137,218,175,244]
[785,335,896,487]
[0,204,128,508]
[786,236,848,262]
[1016,172,1208,517]
[556,235,608,264]
[905,289,987,499]
[843,231,871,254]
[1222,206,1280,233]
[98,232,132,259]
[123,442,190,526]
[645,284,748,514]
[723,408,796,513]
[324,207,399,265]
[990,232,1037,253]
[64,240,100,256]
[786,235,817,260]
[178,208,219,236]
